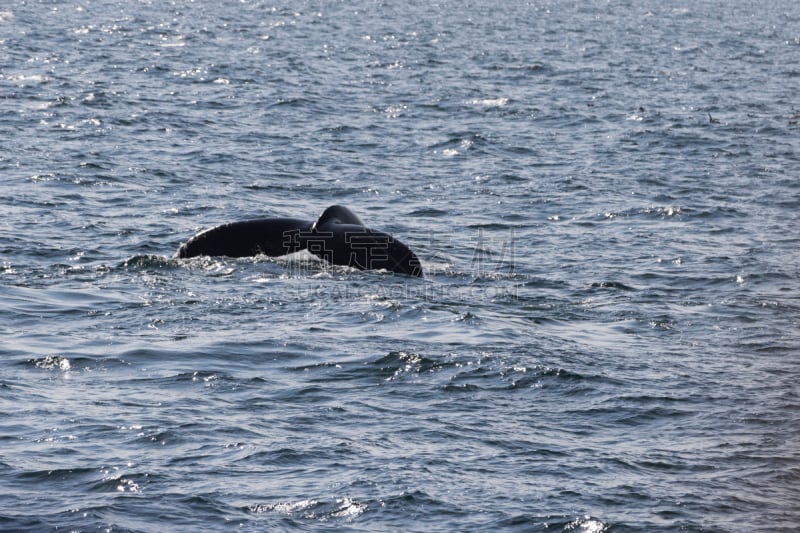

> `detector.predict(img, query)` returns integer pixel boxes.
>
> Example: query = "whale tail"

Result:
[311,205,365,229]
[176,205,423,277]
[307,206,423,277]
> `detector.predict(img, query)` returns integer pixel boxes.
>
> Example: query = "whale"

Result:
[177,205,423,277]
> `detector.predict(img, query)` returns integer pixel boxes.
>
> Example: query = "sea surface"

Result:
[1,1,799,531]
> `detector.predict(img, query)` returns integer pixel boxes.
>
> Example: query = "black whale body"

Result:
[177,205,423,277]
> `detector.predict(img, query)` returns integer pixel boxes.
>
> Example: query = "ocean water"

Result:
[1,0,799,531]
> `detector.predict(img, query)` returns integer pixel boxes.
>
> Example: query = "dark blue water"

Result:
[2,1,799,531]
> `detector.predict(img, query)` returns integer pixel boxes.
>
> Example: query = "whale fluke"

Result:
[177,205,423,277]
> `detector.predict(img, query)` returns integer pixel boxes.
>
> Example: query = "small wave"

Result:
[249,497,367,522]
[16,467,96,483]
[599,205,684,221]
[3,73,49,84]
[442,382,483,393]
[427,133,487,155]
[485,62,547,74]
[90,474,145,493]
[375,350,447,380]
[32,355,72,371]
[614,405,694,427]
[241,447,310,466]
[565,516,610,532]
[408,207,450,217]
[250,498,319,514]
[120,254,178,271]
[448,362,585,391]
[25,354,128,373]
[466,97,509,107]
[586,281,637,291]
[497,515,611,532]
[137,370,236,388]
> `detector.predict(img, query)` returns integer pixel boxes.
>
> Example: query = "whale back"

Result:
[177,217,311,258]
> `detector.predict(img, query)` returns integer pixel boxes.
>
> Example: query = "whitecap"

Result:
[4,73,50,84]
[329,498,367,519]
[466,97,509,107]
[250,499,318,514]
[35,355,71,371]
